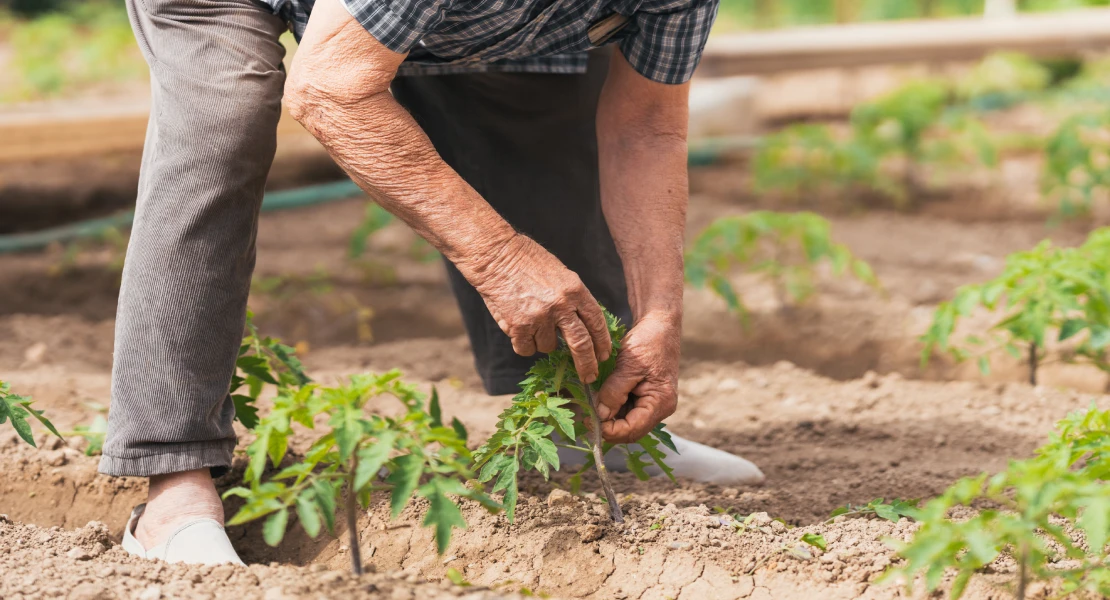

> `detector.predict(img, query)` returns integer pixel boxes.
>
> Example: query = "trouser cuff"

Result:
[98,441,235,478]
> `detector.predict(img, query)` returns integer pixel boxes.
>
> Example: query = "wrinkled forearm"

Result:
[283,0,518,285]
[288,87,517,280]
[597,128,688,326]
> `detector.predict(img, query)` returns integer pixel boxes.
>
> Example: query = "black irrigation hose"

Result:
[0,137,759,255]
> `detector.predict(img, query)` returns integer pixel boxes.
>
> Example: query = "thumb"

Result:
[596,358,640,421]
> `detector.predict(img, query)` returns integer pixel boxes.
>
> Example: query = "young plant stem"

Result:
[346,454,363,576]
[582,383,624,523]
[1028,342,1038,386]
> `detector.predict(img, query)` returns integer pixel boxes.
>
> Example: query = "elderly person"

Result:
[105,0,761,566]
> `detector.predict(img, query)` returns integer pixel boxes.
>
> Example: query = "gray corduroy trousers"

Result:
[101,0,630,477]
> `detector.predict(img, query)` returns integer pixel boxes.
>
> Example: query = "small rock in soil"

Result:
[66,547,91,561]
[546,489,575,508]
[576,524,604,543]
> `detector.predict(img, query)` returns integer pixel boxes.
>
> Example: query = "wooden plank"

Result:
[0,101,315,164]
[699,8,1110,76]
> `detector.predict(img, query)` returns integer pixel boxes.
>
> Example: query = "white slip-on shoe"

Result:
[121,504,245,566]
[558,433,765,485]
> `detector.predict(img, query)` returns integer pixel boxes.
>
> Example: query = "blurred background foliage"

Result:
[0,0,145,102]
[714,0,1110,31]
[2,0,1110,102]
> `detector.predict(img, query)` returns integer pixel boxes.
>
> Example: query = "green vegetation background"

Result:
[2,0,1110,103]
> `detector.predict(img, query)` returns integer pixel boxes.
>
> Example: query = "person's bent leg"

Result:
[101,0,287,553]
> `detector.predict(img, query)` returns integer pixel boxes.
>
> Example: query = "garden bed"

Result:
[1,161,1107,599]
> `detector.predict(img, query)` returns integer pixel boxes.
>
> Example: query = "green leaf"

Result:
[429,387,443,428]
[625,451,653,481]
[1060,319,1087,341]
[419,479,467,555]
[493,459,519,522]
[7,405,34,447]
[977,356,990,376]
[524,432,560,473]
[333,404,364,462]
[451,417,468,443]
[238,356,278,385]
[1080,497,1110,554]
[445,567,470,586]
[296,493,322,538]
[651,424,678,453]
[504,480,519,524]
[638,433,676,482]
[263,508,289,546]
[801,532,826,551]
[387,453,424,519]
[313,479,337,534]
[354,431,398,491]
[232,394,260,429]
[492,457,519,494]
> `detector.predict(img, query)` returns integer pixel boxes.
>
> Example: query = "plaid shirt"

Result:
[267,0,717,84]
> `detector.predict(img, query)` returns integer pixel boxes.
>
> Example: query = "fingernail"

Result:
[597,404,611,420]
[584,372,596,384]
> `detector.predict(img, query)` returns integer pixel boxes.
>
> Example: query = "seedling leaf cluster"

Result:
[921,228,1110,385]
[473,310,677,523]
[0,380,62,448]
[224,371,499,572]
[685,211,879,322]
[888,404,1110,599]
[231,311,312,428]
[226,309,676,573]
[753,76,998,206]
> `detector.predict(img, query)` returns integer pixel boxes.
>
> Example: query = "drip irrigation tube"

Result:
[0,137,757,255]
[0,180,363,254]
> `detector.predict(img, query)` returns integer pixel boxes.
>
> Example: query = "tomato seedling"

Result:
[224,371,500,574]
[754,76,996,207]
[921,229,1110,385]
[472,310,677,523]
[685,211,879,323]
[826,498,917,524]
[1043,111,1110,220]
[231,310,312,428]
[0,380,62,448]
[60,402,108,456]
[885,404,1110,599]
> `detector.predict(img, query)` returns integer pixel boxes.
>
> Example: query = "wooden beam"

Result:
[0,101,314,164]
[699,8,1110,76]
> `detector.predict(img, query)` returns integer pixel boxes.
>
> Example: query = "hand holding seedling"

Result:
[596,311,680,443]
[469,234,613,384]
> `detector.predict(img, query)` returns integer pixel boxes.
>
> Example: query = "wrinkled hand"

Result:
[596,312,680,443]
[469,234,612,383]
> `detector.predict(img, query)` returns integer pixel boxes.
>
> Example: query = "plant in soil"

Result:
[920,228,1110,385]
[685,211,879,323]
[827,498,918,524]
[753,74,998,206]
[1042,111,1110,220]
[471,310,677,524]
[60,402,108,456]
[223,371,501,574]
[0,380,62,447]
[231,310,312,428]
[752,123,901,203]
[885,404,1110,599]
